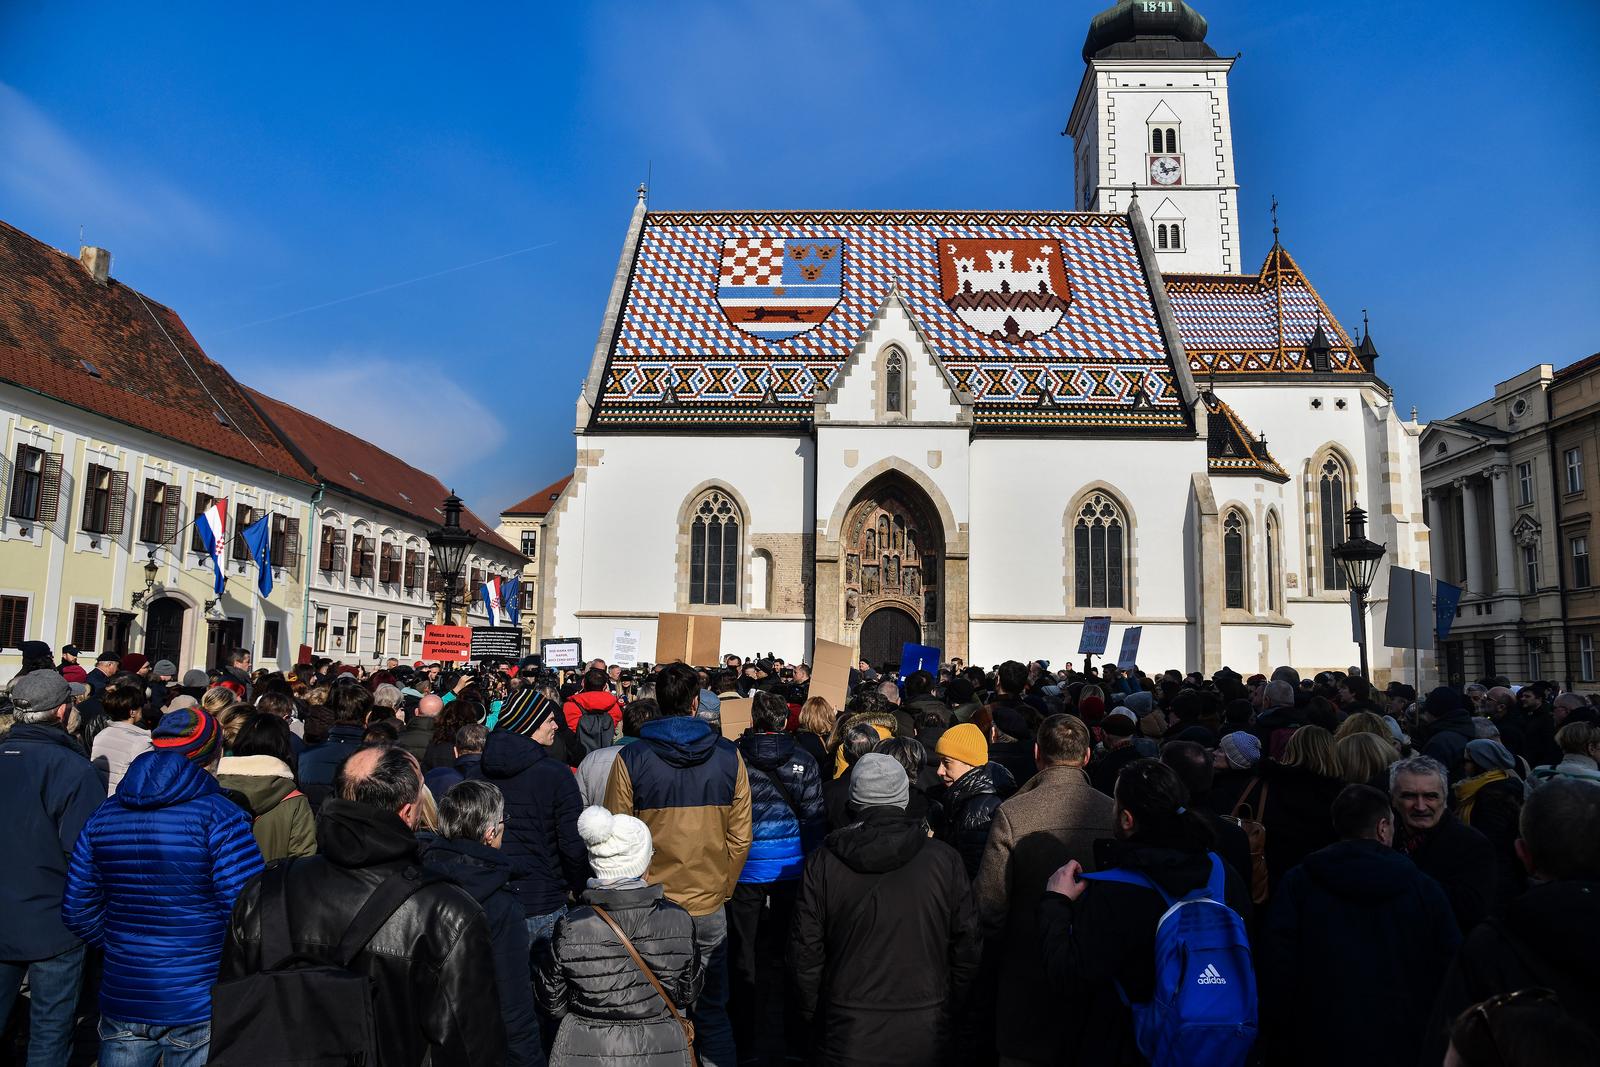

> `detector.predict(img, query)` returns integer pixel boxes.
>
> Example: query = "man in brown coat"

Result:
[973,713,1115,1066]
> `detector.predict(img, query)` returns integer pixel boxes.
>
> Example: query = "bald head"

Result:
[1555,692,1589,724]
[417,694,443,718]
[335,745,423,824]
[877,680,901,706]
[1487,686,1514,712]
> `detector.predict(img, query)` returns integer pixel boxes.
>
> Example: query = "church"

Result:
[538,0,1429,678]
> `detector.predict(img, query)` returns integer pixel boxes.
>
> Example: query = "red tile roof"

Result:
[503,476,572,517]
[0,219,313,483]
[245,388,524,560]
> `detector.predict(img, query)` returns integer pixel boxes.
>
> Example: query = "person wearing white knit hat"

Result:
[537,806,704,1064]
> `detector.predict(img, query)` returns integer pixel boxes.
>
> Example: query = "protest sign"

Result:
[718,696,753,741]
[611,627,642,667]
[654,613,723,666]
[1078,616,1111,655]
[540,637,583,669]
[469,626,523,661]
[810,637,853,708]
[1116,626,1143,669]
[899,643,941,677]
[420,625,472,663]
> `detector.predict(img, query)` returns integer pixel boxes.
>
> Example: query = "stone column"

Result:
[1455,476,1486,595]
[1487,465,1517,596]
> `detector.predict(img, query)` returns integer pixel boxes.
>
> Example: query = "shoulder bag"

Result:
[592,904,698,1066]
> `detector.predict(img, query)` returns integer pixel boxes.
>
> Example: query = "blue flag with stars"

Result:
[240,515,273,597]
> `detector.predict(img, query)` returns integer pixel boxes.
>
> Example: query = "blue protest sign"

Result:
[1435,580,1463,641]
[899,643,941,677]
[1116,626,1143,669]
[1078,616,1111,655]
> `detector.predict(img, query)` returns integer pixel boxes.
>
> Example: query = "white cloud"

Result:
[252,353,509,491]
[0,82,225,249]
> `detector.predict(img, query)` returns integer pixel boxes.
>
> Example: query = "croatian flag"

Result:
[481,576,505,626]
[502,576,521,626]
[196,497,229,595]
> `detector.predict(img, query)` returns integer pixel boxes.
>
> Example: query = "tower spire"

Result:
[1270,194,1280,247]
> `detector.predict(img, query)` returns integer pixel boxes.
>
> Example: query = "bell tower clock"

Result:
[1066,0,1240,274]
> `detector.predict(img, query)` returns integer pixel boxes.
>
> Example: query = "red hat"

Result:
[61,664,89,684]
[120,653,149,673]
[1078,695,1106,722]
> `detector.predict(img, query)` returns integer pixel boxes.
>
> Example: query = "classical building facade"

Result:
[1549,354,1600,688]
[0,224,316,675]
[541,1,1429,679]
[498,475,570,646]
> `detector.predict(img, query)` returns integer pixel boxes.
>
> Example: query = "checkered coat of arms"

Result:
[716,237,843,339]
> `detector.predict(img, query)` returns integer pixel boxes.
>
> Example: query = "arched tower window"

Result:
[688,488,741,605]
[885,349,904,414]
[1157,224,1169,249]
[1223,509,1248,610]
[1316,453,1351,591]
[1266,510,1283,613]
[1151,127,1163,153]
[1073,491,1128,609]
[1165,127,1177,153]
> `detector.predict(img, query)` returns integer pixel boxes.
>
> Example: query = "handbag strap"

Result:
[332,867,447,968]
[1232,777,1268,823]
[591,904,697,1061]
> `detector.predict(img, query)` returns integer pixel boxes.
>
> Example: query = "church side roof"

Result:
[502,476,572,517]
[1164,245,1369,378]
[1203,392,1288,482]
[588,210,1191,434]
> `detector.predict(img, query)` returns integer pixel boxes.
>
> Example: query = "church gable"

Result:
[815,291,969,424]
[587,209,1190,434]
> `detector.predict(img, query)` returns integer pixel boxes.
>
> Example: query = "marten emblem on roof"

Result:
[936,239,1072,344]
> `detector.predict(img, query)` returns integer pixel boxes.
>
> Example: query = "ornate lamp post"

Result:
[1331,504,1388,679]
[426,492,477,625]
[130,558,160,608]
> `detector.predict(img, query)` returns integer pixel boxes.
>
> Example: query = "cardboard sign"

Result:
[1078,616,1111,655]
[420,625,472,663]
[470,626,523,661]
[718,695,753,740]
[899,643,941,678]
[654,612,722,666]
[810,637,854,708]
[611,627,641,668]
[1116,626,1143,670]
[541,637,583,669]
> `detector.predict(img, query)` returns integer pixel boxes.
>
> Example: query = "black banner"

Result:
[470,626,524,661]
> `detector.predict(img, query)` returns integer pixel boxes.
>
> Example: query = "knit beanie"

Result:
[1122,691,1154,717]
[1219,730,1261,770]
[1465,738,1515,773]
[1103,708,1138,737]
[120,653,148,673]
[936,723,988,768]
[577,805,653,881]
[60,664,89,684]
[497,689,558,737]
[1077,695,1106,722]
[1139,708,1169,738]
[152,708,221,764]
[849,752,911,810]
[1423,686,1465,720]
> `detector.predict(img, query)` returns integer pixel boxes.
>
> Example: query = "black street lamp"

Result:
[1331,503,1388,680]
[426,492,477,625]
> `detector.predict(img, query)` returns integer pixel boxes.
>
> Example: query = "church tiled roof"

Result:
[1203,392,1288,482]
[1164,245,1370,377]
[589,210,1191,433]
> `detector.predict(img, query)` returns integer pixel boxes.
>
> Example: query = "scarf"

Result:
[1454,769,1510,825]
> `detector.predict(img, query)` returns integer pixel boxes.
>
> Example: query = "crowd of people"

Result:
[2,635,1599,1066]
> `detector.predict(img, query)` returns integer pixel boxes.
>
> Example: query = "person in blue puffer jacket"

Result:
[63,708,263,1067]
[729,689,825,1059]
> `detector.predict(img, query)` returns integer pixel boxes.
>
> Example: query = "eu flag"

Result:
[240,515,273,597]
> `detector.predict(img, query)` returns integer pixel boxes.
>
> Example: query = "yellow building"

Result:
[0,223,316,675]
[498,475,570,646]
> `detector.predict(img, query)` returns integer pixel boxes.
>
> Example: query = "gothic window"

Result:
[1167,222,1183,249]
[1316,452,1351,591]
[1073,491,1128,609]
[688,489,741,606]
[1165,128,1177,153]
[1151,128,1162,153]
[1150,127,1178,153]
[885,349,904,414]
[1266,511,1283,613]
[1157,224,1168,249]
[1223,510,1247,610]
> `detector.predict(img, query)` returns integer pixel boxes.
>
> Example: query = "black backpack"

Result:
[208,861,444,1065]
[577,709,617,756]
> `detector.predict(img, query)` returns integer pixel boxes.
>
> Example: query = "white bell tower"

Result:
[1066,0,1241,274]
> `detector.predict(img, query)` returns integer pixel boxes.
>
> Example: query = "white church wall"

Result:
[819,298,965,425]
[814,425,971,540]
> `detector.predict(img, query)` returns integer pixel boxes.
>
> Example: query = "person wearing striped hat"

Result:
[62,708,262,1064]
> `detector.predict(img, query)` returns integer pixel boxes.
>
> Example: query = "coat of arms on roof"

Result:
[716,238,843,339]
[936,239,1072,344]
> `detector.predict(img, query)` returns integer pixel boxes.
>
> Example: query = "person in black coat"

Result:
[1259,785,1461,1066]
[1389,754,1495,933]
[1414,686,1476,781]
[789,754,981,1067]
[933,724,1015,878]
[1160,740,1254,909]
[1423,777,1600,1062]
[1089,711,1145,795]
[1037,758,1252,1066]
[421,780,541,1067]
[823,722,883,830]
[1249,725,1346,892]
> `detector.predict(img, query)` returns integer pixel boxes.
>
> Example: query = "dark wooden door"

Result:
[207,618,245,671]
[860,607,918,674]
[143,598,186,667]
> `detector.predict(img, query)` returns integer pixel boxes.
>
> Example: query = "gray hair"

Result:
[454,722,487,753]
[1264,680,1295,707]
[1388,754,1448,796]
[372,684,402,709]
[876,680,901,705]
[634,680,656,703]
[1472,717,1501,739]
[438,779,505,842]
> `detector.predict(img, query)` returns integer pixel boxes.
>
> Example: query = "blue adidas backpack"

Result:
[1081,852,1257,1067]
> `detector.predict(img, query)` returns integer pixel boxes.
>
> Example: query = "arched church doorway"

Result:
[840,472,943,656]
[143,597,186,668]
[860,607,919,672]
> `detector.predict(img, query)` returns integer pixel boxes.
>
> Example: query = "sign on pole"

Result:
[1116,626,1143,670]
[610,628,641,668]
[1078,616,1111,656]
[1382,567,1433,650]
[420,625,472,663]
[540,637,583,670]
[899,643,941,678]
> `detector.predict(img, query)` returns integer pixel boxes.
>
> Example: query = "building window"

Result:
[350,535,374,580]
[521,583,536,612]
[1581,634,1595,683]
[1573,536,1591,588]
[1523,543,1539,592]
[9,445,63,524]
[1516,461,1534,506]
[71,603,99,652]
[269,514,299,570]
[405,548,423,591]
[1566,448,1584,494]
[379,543,400,584]
[400,618,412,657]
[231,503,259,562]
[1150,126,1177,153]
[139,480,180,544]
[1156,222,1183,250]
[262,620,280,661]
[314,608,328,653]
[884,349,904,414]
[190,493,215,553]
[1266,511,1283,613]
[1223,509,1247,610]
[1316,453,1350,591]
[688,488,741,606]
[521,530,537,557]
[346,610,360,656]
[319,527,347,573]
[1528,645,1542,683]
[0,595,26,648]
[80,463,126,537]
[374,614,388,657]
[1073,491,1128,609]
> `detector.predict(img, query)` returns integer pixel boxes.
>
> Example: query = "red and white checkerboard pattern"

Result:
[719,239,783,286]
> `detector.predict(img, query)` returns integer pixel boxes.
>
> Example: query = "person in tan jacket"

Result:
[215,714,316,862]
[973,714,1115,1066]
[604,663,751,1067]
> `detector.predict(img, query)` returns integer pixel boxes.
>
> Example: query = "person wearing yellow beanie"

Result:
[932,722,1011,878]
[936,722,989,781]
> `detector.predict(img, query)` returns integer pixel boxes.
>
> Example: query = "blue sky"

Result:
[3,1,1597,517]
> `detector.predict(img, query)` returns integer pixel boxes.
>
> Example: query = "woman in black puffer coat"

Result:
[537,807,703,1066]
